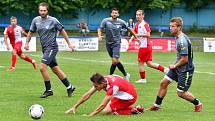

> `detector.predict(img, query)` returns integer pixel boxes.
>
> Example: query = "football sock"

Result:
[11,55,16,67]
[192,98,200,105]
[61,78,71,89]
[116,62,127,76]
[140,71,146,79]
[110,64,117,75]
[23,56,33,63]
[44,81,51,91]
[155,96,163,105]
[157,65,165,72]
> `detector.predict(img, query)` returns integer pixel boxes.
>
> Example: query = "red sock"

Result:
[23,56,33,63]
[157,65,164,72]
[11,55,16,67]
[139,71,145,79]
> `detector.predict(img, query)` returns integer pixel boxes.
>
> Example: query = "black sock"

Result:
[116,62,127,76]
[110,64,117,75]
[44,81,51,91]
[192,98,200,105]
[155,96,163,105]
[61,78,71,89]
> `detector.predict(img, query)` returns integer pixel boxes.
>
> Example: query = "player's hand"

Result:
[65,107,76,114]
[68,43,75,51]
[25,42,29,50]
[98,36,103,42]
[169,64,176,69]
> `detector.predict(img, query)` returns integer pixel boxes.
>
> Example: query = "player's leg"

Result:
[9,48,17,71]
[101,101,112,115]
[145,48,167,73]
[50,62,75,97]
[106,44,117,75]
[39,62,53,98]
[150,69,175,110]
[136,62,147,83]
[17,42,36,70]
[39,49,56,98]
[112,44,129,80]
[176,70,202,112]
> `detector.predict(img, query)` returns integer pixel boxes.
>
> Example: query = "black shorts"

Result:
[41,48,58,68]
[165,68,194,92]
[106,43,120,58]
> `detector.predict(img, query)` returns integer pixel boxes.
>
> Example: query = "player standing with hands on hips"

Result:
[25,2,75,98]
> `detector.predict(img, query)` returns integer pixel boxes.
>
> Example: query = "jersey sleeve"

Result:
[121,20,128,29]
[29,18,37,32]
[54,18,64,31]
[3,27,8,35]
[100,19,106,29]
[144,23,151,32]
[178,37,188,56]
[134,23,138,33]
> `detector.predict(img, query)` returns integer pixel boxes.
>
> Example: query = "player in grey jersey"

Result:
[98,8,137,81]
[149,17,202,112]
[25,2,75,98]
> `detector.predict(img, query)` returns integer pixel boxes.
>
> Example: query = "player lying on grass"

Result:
[65,73,144,116]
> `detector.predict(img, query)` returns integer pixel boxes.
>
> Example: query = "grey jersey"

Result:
[30,16,64,49]
[100,17,128,44]
[175,33,194,72]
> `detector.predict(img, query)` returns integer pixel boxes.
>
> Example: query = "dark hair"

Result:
[111,7,119,12]
[90,73,105,84]
[39,2,49,10]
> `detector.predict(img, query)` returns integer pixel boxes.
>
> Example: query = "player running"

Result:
[130,9,168,83]
[65,73,144,116]
[149,17,203,112]
[3,16,36,72]
[25,2,75,98]
[98,8,137,81]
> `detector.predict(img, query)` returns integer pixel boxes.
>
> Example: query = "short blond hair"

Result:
[136,9,144,15]
[10,16,17,20]
[170,17,183,27]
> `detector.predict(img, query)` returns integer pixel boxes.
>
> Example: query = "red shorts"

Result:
[110,97,136,114]
[12,41,23,56]
[138,47,152,62]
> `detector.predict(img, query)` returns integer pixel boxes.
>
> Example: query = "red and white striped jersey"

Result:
[134,20,151,48]
[4,25,24,45]
[104,75,137,100]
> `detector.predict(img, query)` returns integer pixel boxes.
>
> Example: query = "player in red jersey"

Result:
[3,16,36,72]
[65,73,144,116]
[130,10,168,83]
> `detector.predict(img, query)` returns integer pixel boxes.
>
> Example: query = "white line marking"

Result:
[30,54,215,75]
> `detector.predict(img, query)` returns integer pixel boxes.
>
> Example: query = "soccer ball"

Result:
[29,104,44,119]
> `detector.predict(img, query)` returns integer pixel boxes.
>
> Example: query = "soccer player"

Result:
[3,16,36,72]
[25,2,75,98]
[98,8,137,81]
[150,17,202,112]
[65,73,144,116]
[130,9,168,83]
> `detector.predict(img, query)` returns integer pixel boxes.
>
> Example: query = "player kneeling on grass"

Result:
[65,73,143,116]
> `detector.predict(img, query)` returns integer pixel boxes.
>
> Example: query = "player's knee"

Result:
[160,80,169,89]
[51,68,59,74]
[112,59,118,65]
[177,91,184,98]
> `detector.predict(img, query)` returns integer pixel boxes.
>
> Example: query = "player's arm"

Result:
[65,86,97,114]
[127,27,138,40]
[22,29,28,37]
[89,95,112,116]
[3,34,10,50]
[97,28,103,41]
[25,31,33,50]
[60,29,73,49]
[169,56,188,69]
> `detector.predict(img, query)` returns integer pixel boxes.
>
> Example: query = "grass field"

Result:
[0,51,215,121]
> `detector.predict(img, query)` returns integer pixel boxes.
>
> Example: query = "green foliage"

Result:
[182,0,215,10]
